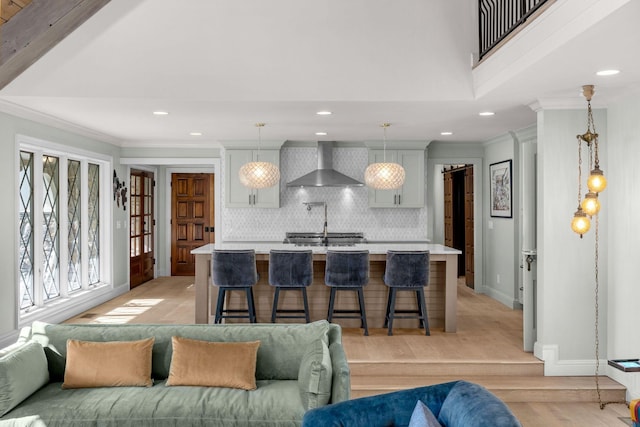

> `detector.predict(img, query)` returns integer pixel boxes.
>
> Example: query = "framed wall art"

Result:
[489,159,512,218]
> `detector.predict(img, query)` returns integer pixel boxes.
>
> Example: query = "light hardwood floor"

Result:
[65,277,631,427]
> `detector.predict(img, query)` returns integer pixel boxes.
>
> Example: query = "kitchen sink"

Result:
[283,232,366,247]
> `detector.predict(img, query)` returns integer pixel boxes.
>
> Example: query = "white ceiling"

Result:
[1,0,639,147]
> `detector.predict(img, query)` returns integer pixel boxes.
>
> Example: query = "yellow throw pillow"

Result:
[166,336,260,390]
[62,338,154,389]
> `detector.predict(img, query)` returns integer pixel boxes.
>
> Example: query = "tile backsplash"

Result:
[221,146,428,241]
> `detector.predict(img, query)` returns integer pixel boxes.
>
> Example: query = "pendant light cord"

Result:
[594,215,628,410]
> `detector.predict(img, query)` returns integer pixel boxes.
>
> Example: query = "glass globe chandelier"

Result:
[364,123,405,190]
[238,123,280,189]
[571,85,606,238]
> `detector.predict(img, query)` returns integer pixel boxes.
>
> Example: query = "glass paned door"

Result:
[130,169,154,287]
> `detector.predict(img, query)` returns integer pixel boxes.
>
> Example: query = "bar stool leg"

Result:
[357,287,369,336]
[301,287,311,323]
[215,288,226,324]
[387,288,397,336]
[415,289,425,329]
[384,287,393,328]
[327,288,337,322]
[247,287,257,323]
[271,287,280,323]
[418,287,430,336]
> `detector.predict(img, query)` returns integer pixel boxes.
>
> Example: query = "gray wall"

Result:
[535,107,609,370]
[604,92,640,397]
[0,111,128,342]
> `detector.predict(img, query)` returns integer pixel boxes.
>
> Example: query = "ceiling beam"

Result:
[0,0,110,90]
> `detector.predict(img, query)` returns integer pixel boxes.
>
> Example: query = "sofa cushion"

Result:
[438,381,521,427]
[29,320,329,382]
[0,415,46,427]
[298,339,332,410]
[409,400,441,427]
[166,337,260,390]
[1,380,304,427]
[0,343,49,417]
[62,338,154,389]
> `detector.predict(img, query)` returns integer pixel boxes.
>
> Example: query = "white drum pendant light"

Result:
[239,123,280,189]
[365,123,405,190]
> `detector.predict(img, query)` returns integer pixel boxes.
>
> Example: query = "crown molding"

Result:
[0,98,122,145]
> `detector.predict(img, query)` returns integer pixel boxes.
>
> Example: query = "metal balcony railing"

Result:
[479,0,551,60]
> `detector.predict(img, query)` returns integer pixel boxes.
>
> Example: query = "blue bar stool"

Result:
[383,250,430,336]
[325,250,370,336]
[212,249,258,323]
[268,250,314,323]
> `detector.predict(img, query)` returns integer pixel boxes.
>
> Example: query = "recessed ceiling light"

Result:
[315,132,328,136]
[190,132,202,136]
[440,131,453,136]
[153,111,169,115]
[596,69,620,76]
[479,111,495,116]
[316,111,332,116]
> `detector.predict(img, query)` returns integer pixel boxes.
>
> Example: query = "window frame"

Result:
[16,134,113,324]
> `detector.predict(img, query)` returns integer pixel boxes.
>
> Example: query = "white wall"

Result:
[535,108,608,374]
[605,92,640,398]
[0,111,128,345]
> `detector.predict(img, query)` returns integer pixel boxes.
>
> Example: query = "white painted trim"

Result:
[164,161,221,276]
[17,282,128,328]
[481,286,519,309]
[0,100,122,146]
[536,343,607,376]
[119,140,223,149]
[120,158,218,165]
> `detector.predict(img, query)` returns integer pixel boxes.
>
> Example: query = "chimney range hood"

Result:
[287,141,364,187]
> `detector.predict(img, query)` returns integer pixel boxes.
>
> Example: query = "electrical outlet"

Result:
[496,274,501,284]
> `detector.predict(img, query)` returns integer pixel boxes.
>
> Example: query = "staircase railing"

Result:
[479,0,551,60]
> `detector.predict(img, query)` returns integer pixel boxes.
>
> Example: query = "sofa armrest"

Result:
[328,341,350,404]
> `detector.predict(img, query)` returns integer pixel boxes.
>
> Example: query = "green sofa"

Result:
[0,320,350,426]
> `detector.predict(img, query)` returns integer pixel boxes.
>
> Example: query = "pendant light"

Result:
[238,123,280,189]
[364,123,405,190]
[571,85,606,237]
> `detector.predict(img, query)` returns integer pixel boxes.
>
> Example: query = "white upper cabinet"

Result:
[225,149,280,208]
[366,146,427,208]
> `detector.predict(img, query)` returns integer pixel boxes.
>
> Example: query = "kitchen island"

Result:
[191,242,462,332]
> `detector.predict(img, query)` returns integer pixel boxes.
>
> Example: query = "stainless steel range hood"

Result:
[286,141,364,187]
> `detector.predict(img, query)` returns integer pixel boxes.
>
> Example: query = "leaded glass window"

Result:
[18,140,109,317]
[42,155,60,301]
[68,160,82,292]
[88,163,100,285]
[19,151,34,310]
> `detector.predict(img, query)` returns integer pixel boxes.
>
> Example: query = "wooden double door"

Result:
[444,165,474,288]
[171,173,215,276]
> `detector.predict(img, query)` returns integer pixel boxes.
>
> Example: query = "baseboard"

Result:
[0,283,129,350]
[480,286,518,309]
[536,343,607,376]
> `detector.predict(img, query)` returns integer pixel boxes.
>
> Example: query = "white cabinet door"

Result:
[396,150,424,208]
[252,150,280,208]
[367,150,397,207]
[367,149,425,208]
[225,149,280,208]
[225,150,253,207]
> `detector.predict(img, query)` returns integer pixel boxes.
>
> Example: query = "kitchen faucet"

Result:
[303,201,328,244]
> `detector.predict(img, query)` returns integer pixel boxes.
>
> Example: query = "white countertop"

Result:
[191,242,461,255]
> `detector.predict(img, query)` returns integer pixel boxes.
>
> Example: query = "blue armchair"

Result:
[301,380,522,427]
